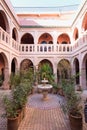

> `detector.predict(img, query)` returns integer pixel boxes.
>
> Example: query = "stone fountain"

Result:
[38,78,53,101]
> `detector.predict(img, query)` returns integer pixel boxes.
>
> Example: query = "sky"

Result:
[10,0,82,7]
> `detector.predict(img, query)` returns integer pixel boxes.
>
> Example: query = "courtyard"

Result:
[0,90,87,130]
[0,0,87,130]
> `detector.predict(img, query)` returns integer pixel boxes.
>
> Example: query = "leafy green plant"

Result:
[61,76,82,116]
[9,73,21,88]
[13,85,27,110]
[3,96,18,118]
[39,63,54,83]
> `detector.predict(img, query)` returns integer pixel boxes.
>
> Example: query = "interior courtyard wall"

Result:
[0,0,87,89]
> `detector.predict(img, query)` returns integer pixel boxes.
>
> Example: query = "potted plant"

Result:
[61,76,82,130]
[51,82,58,94]
[3,96,19,130]
[9,72,21,89]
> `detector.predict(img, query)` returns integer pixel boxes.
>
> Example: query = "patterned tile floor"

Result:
[0,91,87,130]
[18,94,70,130]
[0,90,11,130]
[18,93,87,130]
[27,94,64,109]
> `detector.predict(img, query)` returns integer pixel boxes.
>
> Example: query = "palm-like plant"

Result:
[39,63,54,83]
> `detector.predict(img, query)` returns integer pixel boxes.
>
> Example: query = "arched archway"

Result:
[12,28,18,41]
[38,59,53,82]
[73,58,79,84]
[0,54,5,82]
[0,10,9,33]
[73,28,79,40]
[57,59,71,83]
[20,59,34,71]
[82,12,87,31]
[57,33,70,44]
[11,58,18,74]
[0,52,9,88]
[82,54,87,89]
[21,33,34,44]
[38,33,53,44]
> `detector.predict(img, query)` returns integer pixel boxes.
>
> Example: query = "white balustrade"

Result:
[0,27,10,45]
[72,33,87,51]
[0,27,19,51]
[0,26,87,54]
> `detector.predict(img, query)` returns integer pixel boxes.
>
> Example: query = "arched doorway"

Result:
[0,52,9,88]
[0,54,5,84]
[38,33,53,44]
[73,28,79,40]
[21,33,34,44]
[20,59,34,71]
[38,59,53,82]
[12,28,18,41]
[82,12,87,31]
[57,33,71,44]
[11,58,18,74]
[82,54,87,89]
[73,58,79,85]
[57,59,71,83]
[0,10,9,33]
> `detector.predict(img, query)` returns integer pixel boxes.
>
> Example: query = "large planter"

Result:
[21,105,26,119]
[58,88,64,96]
[7,115,19,130]
[17,105,26,124]
[69,113,82,130]
[17,109,22,125]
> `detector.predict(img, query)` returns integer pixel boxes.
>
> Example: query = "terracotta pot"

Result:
[21,105,26,119]
[7,115,19,130]
[58,88,64,96]
[17,109,22,125]
[69,113,82,130]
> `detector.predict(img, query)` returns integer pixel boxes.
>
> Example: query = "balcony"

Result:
[0,26,87,55]
[72,31,87,52]
[0,27,19,52]
[19,44,72,54]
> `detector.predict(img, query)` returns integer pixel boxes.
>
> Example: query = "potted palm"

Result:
[61,77,82,130]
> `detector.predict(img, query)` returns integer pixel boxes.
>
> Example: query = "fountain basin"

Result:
[38,84,52,90]
[38,84,53,101]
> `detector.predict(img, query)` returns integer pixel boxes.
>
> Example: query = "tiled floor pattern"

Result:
[0,91,87,130]
[27,94,64,109]
[0,90,11,130]
[18,93,87,130]
[18,107,70,130]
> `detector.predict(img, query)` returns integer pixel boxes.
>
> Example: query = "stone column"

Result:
[80,67,86,90]
[53,31,57,52]
[53,61,57,83]
[2,67,10,89]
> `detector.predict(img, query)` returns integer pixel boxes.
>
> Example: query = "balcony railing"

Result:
[0,26,87,55]
[0,27,10,45]
[72,32,87,51]
[19,44,72,53]
[0,27,19,51]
